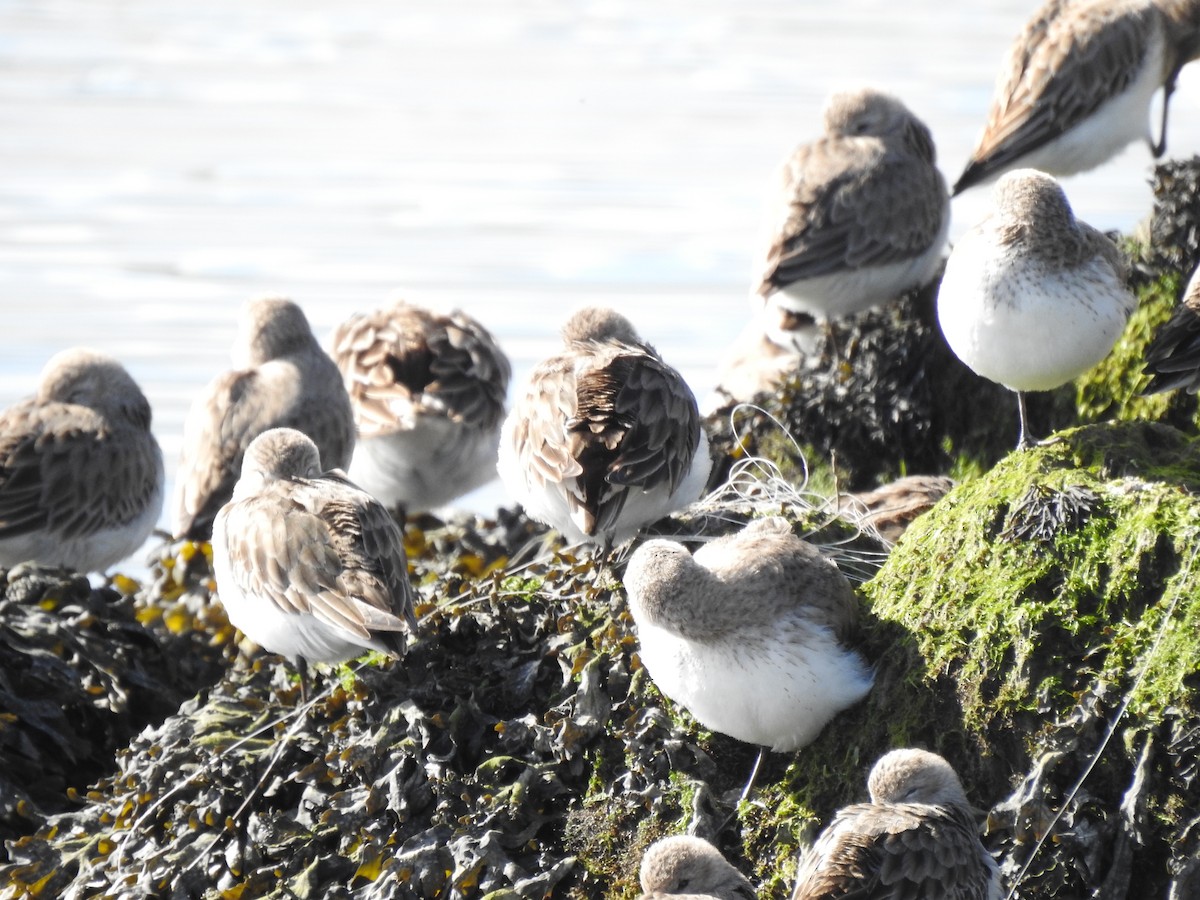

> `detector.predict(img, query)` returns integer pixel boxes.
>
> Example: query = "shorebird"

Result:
[837,474,955,546]
[754,88,950,354]
[937,169,1135,448]
[211,428,416,669]
[638,835,756,900]
[623,517,873,792]
[791,748,1001,900]
[1142,263,1200,393]
[954,0,1200,195]
[329,300,511,514]
[498,307,711,548]
[173,297,356,541]
[704,306,804,414]
[0,348,164,573]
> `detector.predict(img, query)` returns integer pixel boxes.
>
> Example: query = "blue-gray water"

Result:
[3,0,1199,541]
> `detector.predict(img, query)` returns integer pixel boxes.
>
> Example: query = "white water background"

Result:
[3,0,1199,542]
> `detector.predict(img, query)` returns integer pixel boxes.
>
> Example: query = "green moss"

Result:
[1077,270,1182,424]
[864,420,1200,742]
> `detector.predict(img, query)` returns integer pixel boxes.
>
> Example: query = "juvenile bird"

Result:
[755,88,949,353]
[0,348,163,573]
[173,297,355,540]
[954,0,1200,195]
[792,748,1000,900]
[498,307,711,547]
[211,428,416,668]
[329,300,511,513]
[937,169,1134,448]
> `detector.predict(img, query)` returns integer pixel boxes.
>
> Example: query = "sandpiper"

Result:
[1142,263,1200,393]
[792,748,1000,900]
[937,169,1135,448]
[0,348,164,573]
[623,517,873,768]
[329,300,511,513]
[638,835,756,900]
[173,297,356,541]
[498,307,711,547]
[837,474,955,546]
[754,88,950,352]
[211,428,416,667]
[954,0,1200,195]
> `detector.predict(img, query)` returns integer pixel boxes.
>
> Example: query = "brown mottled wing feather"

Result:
[221,473,414,648]
[1143,275,1200,393]
[426,313,511,429]
[568,348,700,536]
[333,307,510,437]
[0,402,159,541]
[761,140,945,295]
[792,803,994,900]
[955,0,1154,193]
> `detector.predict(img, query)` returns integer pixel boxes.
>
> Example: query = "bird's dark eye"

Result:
[677,879,690,890]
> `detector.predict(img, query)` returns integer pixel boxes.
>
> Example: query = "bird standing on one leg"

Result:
[937,169,1135,449]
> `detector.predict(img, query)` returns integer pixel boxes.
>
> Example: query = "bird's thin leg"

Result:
[1153,75,1178,157]
[1016,391,1035,450]
[738,747,766,804]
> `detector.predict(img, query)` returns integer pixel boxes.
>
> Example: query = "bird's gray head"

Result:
[867,748,969,807]
[639,835,755,899]
[234,297,318,367]
[241,427,323,481]
[823,88,934,159]
[37,347,152,428]
[624,539,696,608]
[562,306,643,346]
[991,169,1075,236]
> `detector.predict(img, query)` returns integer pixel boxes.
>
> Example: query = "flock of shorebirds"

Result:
[5,0,1200,897]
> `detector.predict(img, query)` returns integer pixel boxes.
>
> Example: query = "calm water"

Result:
[3,0,1200,534]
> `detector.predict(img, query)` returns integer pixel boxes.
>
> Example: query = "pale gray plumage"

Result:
[329,300,511,512]
[756,88,949,338]
[792,748,1000,900]
[211,427,415,664]
[498,307,711,546]
[638,836,756,900]
[623,517,873,752]
[174,297,356,541]
[0,348,164,573]
[955,0,1200,195]
[937,169,1135,448]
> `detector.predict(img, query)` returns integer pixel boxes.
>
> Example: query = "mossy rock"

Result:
[854,421,1200,899]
